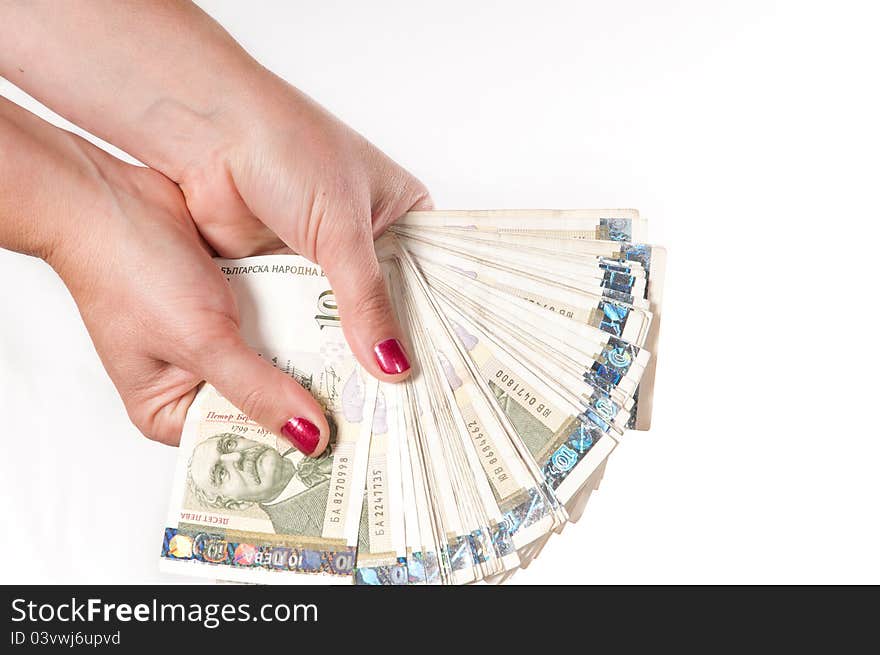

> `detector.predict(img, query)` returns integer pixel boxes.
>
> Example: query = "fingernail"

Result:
[374,338,411,374]
[281,417,321,455]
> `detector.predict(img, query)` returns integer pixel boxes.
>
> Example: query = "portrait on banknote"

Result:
[187,432,335,536]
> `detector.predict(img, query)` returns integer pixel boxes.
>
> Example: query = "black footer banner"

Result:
[1,585,874,648]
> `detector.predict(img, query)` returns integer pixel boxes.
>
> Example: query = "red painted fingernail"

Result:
[374,338,411,374]
[281,417,320,455]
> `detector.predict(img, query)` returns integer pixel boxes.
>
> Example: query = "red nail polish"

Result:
[281,417,320,455]
[374,338,411,374]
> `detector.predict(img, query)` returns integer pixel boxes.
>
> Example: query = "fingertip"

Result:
[355,355,414,385]
[280,414,327,457]
[373,337,411,376]
[312,412,332,457]
[383,368,413,383]
[310,427,332,458]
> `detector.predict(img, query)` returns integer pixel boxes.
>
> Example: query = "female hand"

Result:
[1,0,432,387]
[2,2,433,451]
[171,76,433,383]
[0,99,333,454]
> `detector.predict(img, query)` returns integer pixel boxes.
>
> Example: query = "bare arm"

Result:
[0,94,101,263]
[0,0,257,178]
[0,96,332,453]
[1,0,430,383]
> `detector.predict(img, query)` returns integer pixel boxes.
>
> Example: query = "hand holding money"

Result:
[160,210,665,584]
[1,0,432,395]
[1,1,667,586]
[0,96,336,454]
[1,0,430,457]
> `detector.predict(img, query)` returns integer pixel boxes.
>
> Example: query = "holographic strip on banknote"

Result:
[354,559,409,585]
[161,526,356,578]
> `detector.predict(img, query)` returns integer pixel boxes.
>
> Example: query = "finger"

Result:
[138,384,199,447]
[152,386,199,447]
[320,222,411,382]
[117,360,202,447]
[370,172,434,238]
[183,328,331,456]
[409,191,434,211]
[179,169,285,258]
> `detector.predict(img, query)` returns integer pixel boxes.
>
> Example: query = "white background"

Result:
[1,0,879,584]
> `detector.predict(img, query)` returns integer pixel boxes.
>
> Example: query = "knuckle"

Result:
[333,211,372,243]
[317,224,376,281]
[177,321,239,367]
[128,404,179,446]
[237,386,273,423]
[350,281,392,326]
[371,174,433,231]
[176,329,213,361]
[406,177,432,210]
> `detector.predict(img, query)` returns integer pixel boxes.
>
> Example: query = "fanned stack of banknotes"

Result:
[159,210,665,584]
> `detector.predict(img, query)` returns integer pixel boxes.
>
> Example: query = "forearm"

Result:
[0,93,136,298]
[0,98,89,262]
[0,0,271,180]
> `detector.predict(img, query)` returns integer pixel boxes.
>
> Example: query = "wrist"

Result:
[0,103,102,268]
[42,136,131,293]
[136,60,284,184]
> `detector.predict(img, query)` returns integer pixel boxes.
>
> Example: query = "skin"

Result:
[0,96,325,447]
[189,435,295,505]
[0,1,432,453]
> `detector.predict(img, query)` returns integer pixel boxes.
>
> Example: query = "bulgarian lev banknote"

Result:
[160,257,376,583]
[158,210,664,585]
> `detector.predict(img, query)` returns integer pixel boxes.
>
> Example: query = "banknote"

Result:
[395,209,647,242]
[393,212,665,429]
[423,272,650,404]
[396,251,564,551]
[391,256,517,582]
[398,230,649,308]
[160,257,377,583]
[436,296,621,503]
[354,384,411,585]
[158,209,664,585]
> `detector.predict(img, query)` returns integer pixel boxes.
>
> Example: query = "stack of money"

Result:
[159,210,665,584]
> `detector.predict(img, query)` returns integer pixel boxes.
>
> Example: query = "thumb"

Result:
[320,222,411,382]
[186,328,331,457]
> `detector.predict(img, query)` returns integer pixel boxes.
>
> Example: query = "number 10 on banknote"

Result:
[160,261,377,583]
[159,209,665,584]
